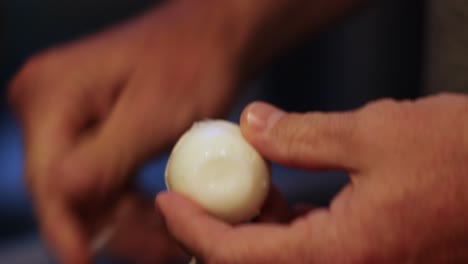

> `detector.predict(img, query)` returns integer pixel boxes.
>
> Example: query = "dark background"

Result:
[0,0,425,262]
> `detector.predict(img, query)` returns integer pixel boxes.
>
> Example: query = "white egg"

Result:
[165,120,270,224]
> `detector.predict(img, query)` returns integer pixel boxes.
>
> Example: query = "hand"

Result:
[8,1,241,263]
[157,93,468,263]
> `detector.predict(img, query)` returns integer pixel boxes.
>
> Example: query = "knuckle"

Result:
[429,92,468,112]
[273,111,359,163]
[323,112,357,143]
[305,112,357,151]
[275,113,316,160]
[8,51,62,111]
[356,98,409,131]
[360,98,400,114]
[434,92,460,101]
[285,112,311,140]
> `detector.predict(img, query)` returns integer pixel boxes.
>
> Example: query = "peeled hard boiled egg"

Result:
[165,120,270,224]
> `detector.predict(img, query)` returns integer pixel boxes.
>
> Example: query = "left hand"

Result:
[157,93,468,264]
[9,1,242,262]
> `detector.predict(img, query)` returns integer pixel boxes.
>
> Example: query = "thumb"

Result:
[156,191,344,264]
[240,102,362,171]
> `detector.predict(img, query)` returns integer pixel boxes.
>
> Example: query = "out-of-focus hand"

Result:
[157,94,468,263]
[8,1,241,263]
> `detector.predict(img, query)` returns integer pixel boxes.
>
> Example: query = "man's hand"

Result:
[157,94,468,263]
[8,1,240,263]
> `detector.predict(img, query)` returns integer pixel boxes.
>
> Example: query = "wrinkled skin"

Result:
[157,94,468,264]
[8,2,240,263]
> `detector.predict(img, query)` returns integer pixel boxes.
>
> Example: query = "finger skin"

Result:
[159,95,468,264]
[156,191,341,264]
[39,201,91,264]
[240,102,361,171]
[9,71,93,263]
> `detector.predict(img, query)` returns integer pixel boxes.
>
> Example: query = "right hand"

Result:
[8,1,241,263]
[158,96,468,264]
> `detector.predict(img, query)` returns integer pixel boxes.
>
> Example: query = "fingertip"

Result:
[240,101,285,138]
[156,192,198,217]
[41,204,91,264]
[156,191,180,205]
[155,191,171,209]
[243,103,360,171]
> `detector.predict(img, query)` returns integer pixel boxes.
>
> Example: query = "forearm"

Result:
[132,0,365,81]
[221,0,367,77]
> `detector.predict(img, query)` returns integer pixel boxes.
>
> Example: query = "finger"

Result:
[9,83,94,262]
[156,192,231,259]
[104,193,184,263]
[59,75,196,201]
[156,192,339,263]
[39,200,91,264]
[240,101,361,171]
[17,97,91,190]
[255,186,291,223]
[22,109,92,263]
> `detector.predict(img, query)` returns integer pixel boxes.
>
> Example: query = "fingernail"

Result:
[246,102,285,133]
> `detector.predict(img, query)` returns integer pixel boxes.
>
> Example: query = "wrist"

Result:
[168,0,366,79]
[153,0,250,76]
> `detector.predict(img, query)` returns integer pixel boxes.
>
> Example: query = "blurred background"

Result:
[1,0,424,262]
